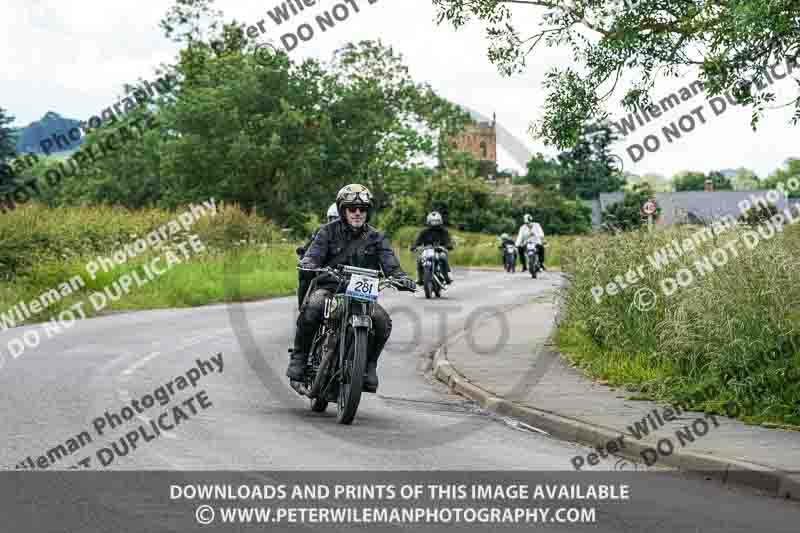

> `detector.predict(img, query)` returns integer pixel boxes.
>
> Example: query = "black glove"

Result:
[295,246,306,257]
[397,277,416,292]
[409,246,417,252]
[446,245,453,251]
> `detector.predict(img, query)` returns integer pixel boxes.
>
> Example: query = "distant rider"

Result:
[410,211,454,285]
[295,203,339,307]
[287,184,415,392]
[515,214,545,271]
[499,232,515,258]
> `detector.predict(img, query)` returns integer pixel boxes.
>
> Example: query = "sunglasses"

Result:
[345,206,368,213]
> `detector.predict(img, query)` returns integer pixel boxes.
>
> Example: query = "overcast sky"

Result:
[2,0,798,178]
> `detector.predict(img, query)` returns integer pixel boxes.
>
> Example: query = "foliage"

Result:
[432,0,800,150]
[601,184,658,232]
[559,224,800,426]
[521,121,626,200]
[731,167,761,191]
[0,106,16,161]
[373,195,427,237]
[47,0,469,229]
[417,173,496,229]
[0,201,278,281]
[556,121,626,199]
[763,158,800,198]
[739,202,779,226]
[624,172,672,193]
[512,189,593,235]
[521,152,563,191]
[672,170,733,192]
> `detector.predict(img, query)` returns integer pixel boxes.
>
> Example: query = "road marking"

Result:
[122,351,161,376]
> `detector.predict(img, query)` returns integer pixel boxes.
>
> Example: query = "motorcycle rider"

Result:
[287,184,416,392]
[295,203,339,307]
[515,214,546,271]
[498,232,516,262]
[410,211,454,286]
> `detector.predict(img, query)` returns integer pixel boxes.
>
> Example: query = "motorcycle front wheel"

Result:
[423,267,433,299]
[337,326,368,425]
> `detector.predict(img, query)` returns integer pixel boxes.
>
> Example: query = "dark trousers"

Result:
[292,288,392,364]
[297,271,316,308]
[536,244,545,267]
[517,246,527,270]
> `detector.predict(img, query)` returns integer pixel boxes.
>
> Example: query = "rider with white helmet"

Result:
[514,213,545,271]
[410,211,454,285]
[295,203,340,307]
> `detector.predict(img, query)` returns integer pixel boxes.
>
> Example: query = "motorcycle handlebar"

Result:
[297,265,416,292]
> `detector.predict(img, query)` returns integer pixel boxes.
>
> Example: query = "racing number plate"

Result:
[345,274,378,302]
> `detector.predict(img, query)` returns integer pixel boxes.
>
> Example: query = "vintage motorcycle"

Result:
[416,244,448,299]
[502,243,517,273]
[292,265,415,424]
[526,240,541,279]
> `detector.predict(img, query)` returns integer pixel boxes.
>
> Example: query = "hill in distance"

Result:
[13,111,84,155]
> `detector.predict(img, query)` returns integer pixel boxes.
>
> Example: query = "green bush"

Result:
[0,201,279,281]
[738,202,778,226]
[601,185,659,232]
[513,191,592,235]
[374,196,426,237]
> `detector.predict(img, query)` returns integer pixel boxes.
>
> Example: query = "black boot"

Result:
[364,360,379,393]
[286,351,308,381]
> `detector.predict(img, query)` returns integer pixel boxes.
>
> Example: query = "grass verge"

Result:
[558,222,800,427]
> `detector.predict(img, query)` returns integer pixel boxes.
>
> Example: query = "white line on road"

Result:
[122,351,161,376]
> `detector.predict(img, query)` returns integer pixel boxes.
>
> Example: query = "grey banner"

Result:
[2,471,798,532]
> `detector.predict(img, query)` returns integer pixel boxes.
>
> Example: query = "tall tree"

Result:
[557,121,626,199]
[432,1,800,150]
[0,106,16,161]
[522,152,563,191]
[55,0,469,231]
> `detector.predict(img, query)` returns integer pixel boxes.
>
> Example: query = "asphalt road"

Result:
[1,269,798,532]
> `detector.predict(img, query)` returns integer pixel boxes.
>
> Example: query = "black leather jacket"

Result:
[300,220,408,291]
[413,226,453,249]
